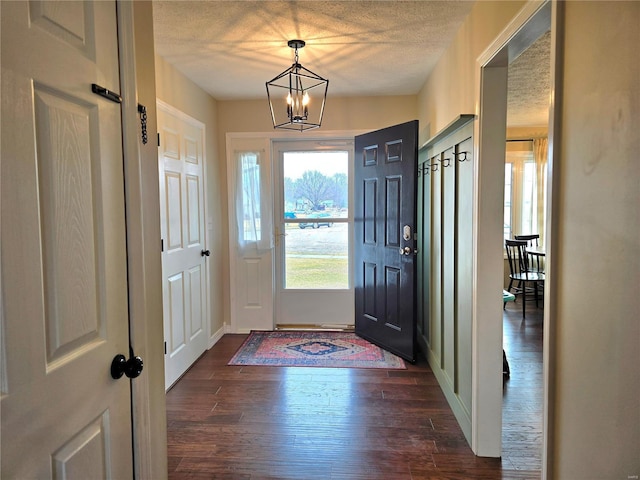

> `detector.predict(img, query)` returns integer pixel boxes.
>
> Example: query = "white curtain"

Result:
[234,150,273,254]
[533,137,548,246]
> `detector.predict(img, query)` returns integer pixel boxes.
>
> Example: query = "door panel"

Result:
[188,265,204,338]
[168,273,186,350]
[187,175,202,244]
[1,1,133,477]
[35,87,103,362]
[363,179,377,244]
[355,121,418,362]
[158,104,208,389]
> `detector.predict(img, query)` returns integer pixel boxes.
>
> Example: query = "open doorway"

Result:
[502,27,551,472]
[272,140,354,328]
[473,0,556,465]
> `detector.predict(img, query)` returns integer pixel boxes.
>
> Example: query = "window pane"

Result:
[521,161,536,234]
[282,150,349,289]
[284,223,348,289]
[241,153,261,242]
[283,151,348,219]
[504,163,512,239]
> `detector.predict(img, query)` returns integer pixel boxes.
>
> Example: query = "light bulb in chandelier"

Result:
[285,90,309,122]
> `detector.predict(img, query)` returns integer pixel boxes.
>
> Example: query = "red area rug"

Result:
[228,330,406,369]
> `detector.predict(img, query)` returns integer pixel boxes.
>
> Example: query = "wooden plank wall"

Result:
[417,119,474,444]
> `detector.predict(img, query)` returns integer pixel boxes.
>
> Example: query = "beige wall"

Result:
[417,1,526,144]
[507,126,548,140]
[216,95,418,171]
[154,55,227,337]
[217,95,418,134]
[551,2,639,477]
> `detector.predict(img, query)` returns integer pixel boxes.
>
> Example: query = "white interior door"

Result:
[1,1,134,477]
[273,140,354,327]
[157,102,209,389]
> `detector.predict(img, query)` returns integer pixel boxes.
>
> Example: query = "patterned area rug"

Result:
[228,331,406,369]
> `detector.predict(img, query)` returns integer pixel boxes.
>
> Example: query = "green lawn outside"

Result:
[285,256,348,289]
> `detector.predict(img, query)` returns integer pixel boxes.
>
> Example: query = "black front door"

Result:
[354,120,418,362]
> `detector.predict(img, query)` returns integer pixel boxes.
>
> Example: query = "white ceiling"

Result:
[153,0,550,127]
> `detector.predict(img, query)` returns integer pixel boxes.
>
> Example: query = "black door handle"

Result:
[111,354,144,379]
[201,249,210,257]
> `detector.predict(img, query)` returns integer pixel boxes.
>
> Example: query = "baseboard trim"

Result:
[276,323,355,331]
[208,325,225,349]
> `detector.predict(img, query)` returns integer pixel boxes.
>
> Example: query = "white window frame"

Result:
[504,147,537,239]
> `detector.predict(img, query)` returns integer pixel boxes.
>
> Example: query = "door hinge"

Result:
[164,341,167,355]
[161,238,164,252]
[157,132,161,147]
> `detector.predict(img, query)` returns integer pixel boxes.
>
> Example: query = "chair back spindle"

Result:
[505,238,544,318]
[515,234,542,273]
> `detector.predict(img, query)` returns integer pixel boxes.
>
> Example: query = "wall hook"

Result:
[454,151,469,162]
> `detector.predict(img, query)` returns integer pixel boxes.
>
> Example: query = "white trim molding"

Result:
[117,1,167,478]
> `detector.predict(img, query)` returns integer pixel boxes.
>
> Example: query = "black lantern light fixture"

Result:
[266,40,328,132]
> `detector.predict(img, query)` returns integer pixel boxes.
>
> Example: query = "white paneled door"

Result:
[1,1,134,477]
[158,102,209,389]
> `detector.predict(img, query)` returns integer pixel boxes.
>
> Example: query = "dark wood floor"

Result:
[167,305,543,479]
[502,302,544,474]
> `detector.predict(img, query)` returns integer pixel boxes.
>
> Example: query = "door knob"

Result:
[399,246,412,256]
[201,249,210,257]
[111,354,144,379]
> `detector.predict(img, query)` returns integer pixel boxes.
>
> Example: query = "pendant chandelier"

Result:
[266,40,329,132]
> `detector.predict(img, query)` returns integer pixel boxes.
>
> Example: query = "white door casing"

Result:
[1,1,133,477]
[157,101,209,389]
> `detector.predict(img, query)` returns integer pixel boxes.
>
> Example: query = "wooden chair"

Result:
[505,239,545,318]
[514,233,539,246]
[515,234,543,273]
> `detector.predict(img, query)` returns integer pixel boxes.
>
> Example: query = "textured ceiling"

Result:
[153,0,550,127]
[152,1,475,99]
[507,30,551,127]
